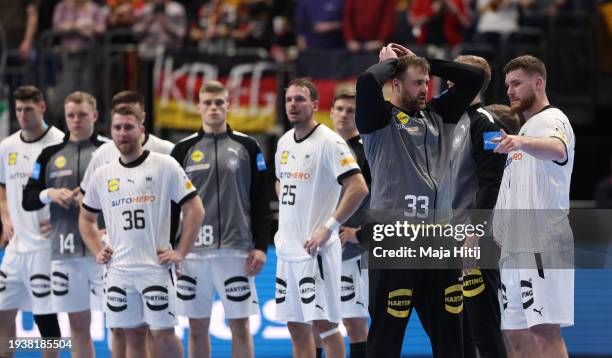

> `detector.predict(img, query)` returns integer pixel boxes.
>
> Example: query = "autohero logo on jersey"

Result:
[111,194,157,207]
[504,151,524,169]
[186,149,210,172]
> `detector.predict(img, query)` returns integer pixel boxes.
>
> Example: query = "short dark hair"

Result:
[111,91,145,111]
[484,104,521,134]
[287,78,319,101]
[455,55,491,99]
[199,80,227,95]
[503,55,547,80]
[111,105,143,123]
[392,56,430,80]
[64,91,97,110]
[332,88,356,106]
[14,85,44,103]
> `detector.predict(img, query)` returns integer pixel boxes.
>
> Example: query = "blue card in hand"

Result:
[483,131,502,151]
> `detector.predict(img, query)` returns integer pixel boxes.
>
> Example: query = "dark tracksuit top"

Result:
[170,126,271,254]
[342,135,372,261]
[356,57,484,358]
[451,104,509,358]
[22,133,108,260]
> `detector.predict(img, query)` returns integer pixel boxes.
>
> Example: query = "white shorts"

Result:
[104,268,177,330]
[275,240,342,324]
[340,256,369,319]
[176,256,259,319]
[51,257,103,313]
[499,254,574,330]
[0,249,54,314]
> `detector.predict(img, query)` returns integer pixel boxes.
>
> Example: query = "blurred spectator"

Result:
[475,0,520,45]
[0,0,39,63]
[52,0,106,107]
[189,0,234,50]
[270,0,297,62]
[410,0,471,47]
[393,0,417,45]
[231,0,274,48]
[295,0,344,50]
[484,103,521,134]
[343,0,397,52]
[595,157,612,209]
[133,0,186,55]
[108,0,138,29]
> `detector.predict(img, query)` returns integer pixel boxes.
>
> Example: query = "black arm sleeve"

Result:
[470,113,506,210]
[429,58,485,124]
[247,141,272,253]
[355,58,397,134]
[22,146,58,211]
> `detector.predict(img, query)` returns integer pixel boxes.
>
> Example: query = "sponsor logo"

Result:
[279,172,311,180]
[387,288,412,318]
[396,111,410,125]
[49,169,73,179]
[483,131,501,151]
[32,162,41,180]
[533,306,544,317]
[51,271,69,296]
[463,269,485,297]
[142,285,169,311]
[30,274,51,298]
[106,286,128,312]
[341,276,355,302]
[521,279,534,309]
[186,163,211,172]
[256,152,266,171]
[146,176,153,182]
[176,275,196,301]
[228,147,240,156]
[184,180,194,190]
[275,277,287,303]
[339,157,356,167]
[224,276,251,302]
[111,195,156,207]
[107,179,120,192]
[280,151,289,165]
[444,284,463,314]
[8,152,17,166]
[54,156,67,169]
[191,150,204,163]
[298,277,316,304]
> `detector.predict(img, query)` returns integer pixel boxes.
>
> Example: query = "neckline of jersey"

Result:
[119,150,150,168]
[293,123,320,143]
[20,125,53,143]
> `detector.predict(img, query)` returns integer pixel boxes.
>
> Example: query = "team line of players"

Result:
[0,44,574,358]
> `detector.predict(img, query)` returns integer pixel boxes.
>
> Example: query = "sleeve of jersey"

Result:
[82,172,101,213]
[470,114,506,210]
[328,139,361,185]
[355,58,397,134]
[537,115,571,166]
[80,150,102,194]
[249,142,272,253]
[429,58,485,124]
[22,153,50,211]
[169,159,198,207]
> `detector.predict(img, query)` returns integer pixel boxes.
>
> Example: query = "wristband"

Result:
[324,217,341,231]
[39,189,52,205]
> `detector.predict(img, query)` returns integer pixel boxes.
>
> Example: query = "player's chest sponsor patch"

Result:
[49,169,73,179]
[186,149,210,172]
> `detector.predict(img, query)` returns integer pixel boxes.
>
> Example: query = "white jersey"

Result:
[274,124,360,261]
[82,151,196,272]
[0,126,64,253]
[80,133,173,190]
[493,106,575,255]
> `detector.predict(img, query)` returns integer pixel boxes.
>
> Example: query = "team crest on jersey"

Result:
[280,151,289,165]
[8,153,17,166]
[107,178,120,192]
[339,156,356,167]
[191,150,204,163]
[54,156,67,169]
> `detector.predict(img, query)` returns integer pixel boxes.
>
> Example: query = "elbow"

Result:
[554,147,567,162]
[356,182,369,202]
[22,195,42,211]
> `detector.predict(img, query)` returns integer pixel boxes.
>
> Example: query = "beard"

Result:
[399,92,427,112]
[510,91,536,114]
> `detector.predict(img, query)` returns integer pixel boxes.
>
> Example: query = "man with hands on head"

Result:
[275,78,368,358]
[79,105,205,358]
[356,43,484,357]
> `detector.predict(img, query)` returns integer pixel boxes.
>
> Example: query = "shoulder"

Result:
[38,140,68,163]
[277,130,295,147]
[0,131,22,150]
[147,134,174,155]
[229,130,262,151]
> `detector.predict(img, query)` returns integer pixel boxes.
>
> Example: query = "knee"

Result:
[189,319,210,338]
[152,329,178,347]
[123,326,147,344]
[312,320,338,337]
[343,318,368,341]
[530,324,561,343]
[229,318,250,341]
[287,322,313,343]
[69,313,91,337]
